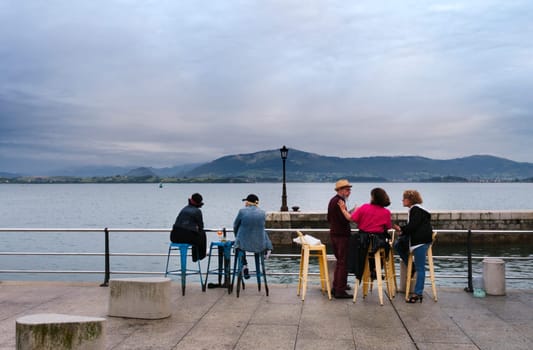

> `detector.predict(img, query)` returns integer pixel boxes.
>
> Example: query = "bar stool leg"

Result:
[301,247,310,301]
[374,250,384,306]
[405,253,414,301]
[390,249,398,294]
[203,245,214,292]
[319,248,331,299]
[179,245,188,296]
[254,253,261,292]
[164,245,172,277]
[383,249,395,299]
[260,253,269,296]
[362,247,371,298]
[428,246,438,301]
[235,251,244,298]
[297,248,305,297]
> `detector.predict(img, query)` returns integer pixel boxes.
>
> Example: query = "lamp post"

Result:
[280,145,289,212]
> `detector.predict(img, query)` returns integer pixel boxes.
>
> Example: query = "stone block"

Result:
[16,313,105,350]
[108,277,171,319]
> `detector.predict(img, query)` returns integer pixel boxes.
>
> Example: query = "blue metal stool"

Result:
[205,240,234,293]
[231,249,269,297]
[164,243,204,296]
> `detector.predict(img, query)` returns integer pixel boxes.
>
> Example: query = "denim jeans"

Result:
[412,243,430,295]
[393,238,409,266]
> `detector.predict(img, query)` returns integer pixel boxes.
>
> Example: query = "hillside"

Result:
[3,149,533,182]
[184,149,533,182]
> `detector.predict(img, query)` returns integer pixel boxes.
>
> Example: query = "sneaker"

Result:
[243,266,250,279]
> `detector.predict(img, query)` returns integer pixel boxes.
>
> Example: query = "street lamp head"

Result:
[280,145,289,160]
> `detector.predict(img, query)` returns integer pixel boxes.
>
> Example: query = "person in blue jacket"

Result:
[233,194,273,278]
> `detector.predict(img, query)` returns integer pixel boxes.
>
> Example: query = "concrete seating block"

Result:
[16,313,105,350]
[108,277,171,319]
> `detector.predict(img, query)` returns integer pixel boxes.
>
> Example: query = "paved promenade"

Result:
[1,280,532,349]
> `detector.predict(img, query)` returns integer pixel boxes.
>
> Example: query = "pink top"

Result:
[350,203,392,233]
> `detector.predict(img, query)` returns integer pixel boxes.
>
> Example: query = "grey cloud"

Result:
[1,1,533,173]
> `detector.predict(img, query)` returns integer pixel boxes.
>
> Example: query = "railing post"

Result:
[223,227,227,240]
[100,227,110,287]
[464,229,473,293]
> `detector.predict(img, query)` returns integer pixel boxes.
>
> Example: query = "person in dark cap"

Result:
[233,194,273,279]
[170,193,207,262]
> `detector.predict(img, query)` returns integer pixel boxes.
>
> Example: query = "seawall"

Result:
[265,210,533,246]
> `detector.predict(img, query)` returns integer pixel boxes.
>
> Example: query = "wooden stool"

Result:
[296,231,331,301]
[354,242,396,306]
[405,232,438,302]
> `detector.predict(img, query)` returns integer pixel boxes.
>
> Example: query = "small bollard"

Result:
[483,258,505,296]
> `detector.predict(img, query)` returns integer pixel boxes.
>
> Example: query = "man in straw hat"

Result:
[327,179,353,298]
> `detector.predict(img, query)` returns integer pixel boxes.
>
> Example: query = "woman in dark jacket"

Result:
[170,193,207,262]
[393,190,433,303]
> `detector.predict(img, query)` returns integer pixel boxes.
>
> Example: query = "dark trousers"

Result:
[331,235,349,294]
[170,228,207,262]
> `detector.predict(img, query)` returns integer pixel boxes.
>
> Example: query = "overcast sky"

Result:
[1,1,532,173]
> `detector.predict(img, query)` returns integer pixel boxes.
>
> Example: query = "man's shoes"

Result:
[334,292,353,299]
[332,285,351,295]
[243,266,250,280]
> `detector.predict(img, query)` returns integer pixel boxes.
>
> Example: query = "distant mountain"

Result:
[150,163,204,177]
[40,163,203,177]
[4,149,533,182]
[183,149,533,182]
[125,167,157,177]
[0,171,21,178]
[46,165,133,177]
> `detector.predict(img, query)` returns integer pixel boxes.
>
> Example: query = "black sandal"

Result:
[406,294,423,303]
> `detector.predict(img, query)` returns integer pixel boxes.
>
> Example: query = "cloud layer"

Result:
[1,1,532,173]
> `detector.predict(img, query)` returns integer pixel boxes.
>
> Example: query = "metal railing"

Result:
[1,228,532,289]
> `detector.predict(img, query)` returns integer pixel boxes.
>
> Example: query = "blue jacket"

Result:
[233,205,273,253]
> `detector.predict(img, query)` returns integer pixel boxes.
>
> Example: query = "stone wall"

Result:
[265,210,533,246]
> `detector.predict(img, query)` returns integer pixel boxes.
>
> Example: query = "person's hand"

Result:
[393,224,401,233]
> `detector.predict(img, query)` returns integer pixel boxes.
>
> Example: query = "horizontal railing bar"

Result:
[2,228,533,234]
[1,269,531,281]
[1,252,532,261]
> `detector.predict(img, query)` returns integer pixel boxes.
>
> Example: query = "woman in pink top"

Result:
[351,187,392,233]
[339,187,392,281]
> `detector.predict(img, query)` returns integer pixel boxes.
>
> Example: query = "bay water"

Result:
[1,183,532,287]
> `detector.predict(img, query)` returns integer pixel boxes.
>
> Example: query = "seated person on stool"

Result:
[339,187,392,282]
[170,193,207,262]
[393,189,433,304]
[233,194,273,279]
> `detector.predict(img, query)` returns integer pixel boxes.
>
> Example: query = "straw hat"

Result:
[335,179,352,191]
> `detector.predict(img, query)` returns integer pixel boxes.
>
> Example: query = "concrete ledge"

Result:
[266,210,533,246]
[108,277,171,319]
[16,313,105,350]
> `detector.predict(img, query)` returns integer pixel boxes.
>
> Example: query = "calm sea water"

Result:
[1,183,532,287]
[2,182,533,228]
